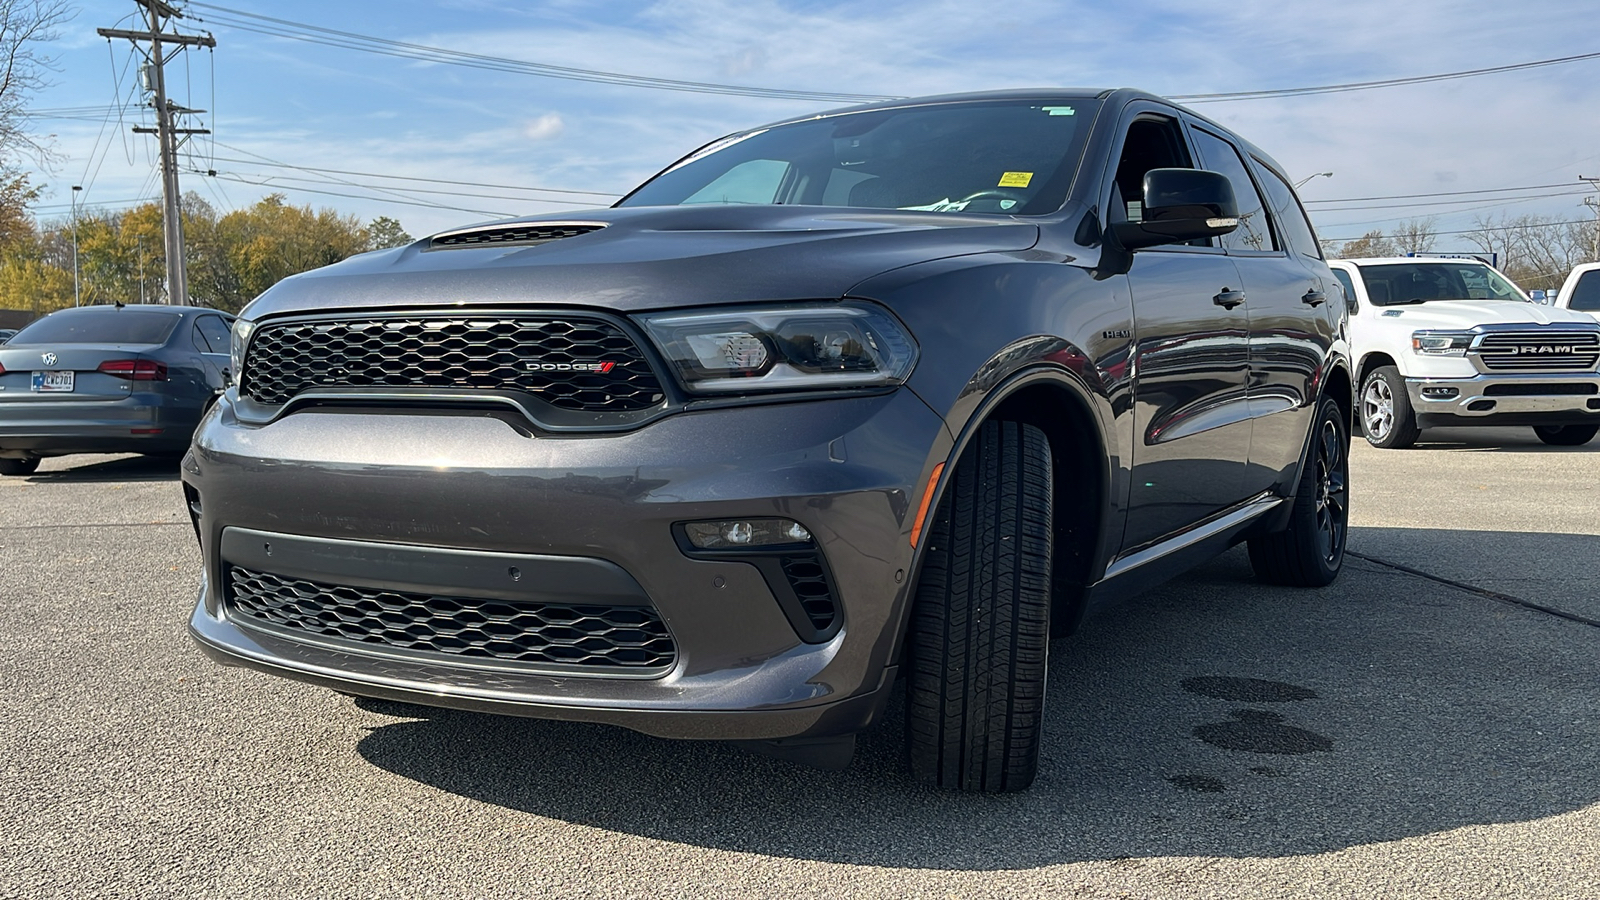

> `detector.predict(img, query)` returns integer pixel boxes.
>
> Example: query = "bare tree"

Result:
[1389,217,1438,255]
[0,0,73,166]
[1465,213,1598,293]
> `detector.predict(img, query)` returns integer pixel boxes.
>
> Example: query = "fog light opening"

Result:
[683,518,814,550]
[1420,386,1459,400]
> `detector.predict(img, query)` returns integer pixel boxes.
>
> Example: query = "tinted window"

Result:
[1190,128,1275,253]
[1356,263,1524,306]
[9,309,181,345]
[621,99,1102,216]
[1570,270,1600,312]
[1254,160,1322,259]
[196,315,232,352]
[1332,268,1359,314]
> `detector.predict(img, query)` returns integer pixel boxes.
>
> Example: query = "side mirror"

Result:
[1111,168,1240,251]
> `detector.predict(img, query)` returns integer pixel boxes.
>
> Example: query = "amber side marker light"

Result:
[909,462,945,548]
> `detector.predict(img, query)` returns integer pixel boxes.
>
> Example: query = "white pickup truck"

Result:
[1553,261,1600,321]
[1329,256,1600,448]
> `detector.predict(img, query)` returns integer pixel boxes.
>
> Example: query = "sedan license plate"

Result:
[31,371,74,393]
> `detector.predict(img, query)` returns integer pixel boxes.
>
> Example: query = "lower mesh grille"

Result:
[225,566,676,671]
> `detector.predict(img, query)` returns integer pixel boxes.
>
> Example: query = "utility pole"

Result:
[70,185,81,307]
[1582,177,1600,263]
[98,1,214,305]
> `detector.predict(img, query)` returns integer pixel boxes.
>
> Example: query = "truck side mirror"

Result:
[1112,169,1240,251]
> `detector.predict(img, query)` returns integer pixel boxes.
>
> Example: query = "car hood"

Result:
[242,205,1040,319]
[1373,299,1600,330]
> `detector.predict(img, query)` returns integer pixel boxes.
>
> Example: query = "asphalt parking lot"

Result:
[2,427,1596,899]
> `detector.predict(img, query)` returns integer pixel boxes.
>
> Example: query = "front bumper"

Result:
[184,388,950,741]
[1406,373,1600,428]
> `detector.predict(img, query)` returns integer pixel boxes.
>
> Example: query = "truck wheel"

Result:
[906,420,1053,793]
[0,457,41,476]
[1532,424,1599,446]
[1359,367,1419,449]
[1248,397,1348,587]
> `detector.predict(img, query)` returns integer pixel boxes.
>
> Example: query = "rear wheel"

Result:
[1249,397,1348,587]
[1532,424,1599,446]
[0,456,40,476]
[1360,366,1419,449]
[906,420,1053,793]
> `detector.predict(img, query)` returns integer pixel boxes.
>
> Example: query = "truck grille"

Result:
[225,566,677,672]
[242,315,665,411]
[1474,332,1600,372]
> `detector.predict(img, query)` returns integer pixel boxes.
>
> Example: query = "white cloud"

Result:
[523,113,566,141]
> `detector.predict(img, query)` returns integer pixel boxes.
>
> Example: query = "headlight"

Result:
[1411,330,1474,355]
[638,302,917,394]
[229,318,255,380]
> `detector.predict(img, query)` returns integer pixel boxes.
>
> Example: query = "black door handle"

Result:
[1302,289,1327,307]
[1213,289,1246,309]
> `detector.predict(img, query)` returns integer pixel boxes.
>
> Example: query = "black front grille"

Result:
[1475,332,1600,372]
[429,223,604,249]
[226,566,676,672]
[1483,382,1598,396]
[242,315,664,411]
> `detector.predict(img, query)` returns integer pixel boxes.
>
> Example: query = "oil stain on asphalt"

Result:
[1168,676,1334,792]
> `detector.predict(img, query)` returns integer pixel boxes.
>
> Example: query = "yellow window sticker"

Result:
[998,171,1033,188]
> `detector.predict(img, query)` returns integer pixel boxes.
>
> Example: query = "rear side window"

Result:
[1332,268,1359,314]
[196,315,233,352]
[1571,270,1600,311]
[9,309,181,345]
[1254,160,1323,259]
[1190,128,1275,253]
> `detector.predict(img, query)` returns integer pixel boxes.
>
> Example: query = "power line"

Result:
[1303,180,1598,205]
[203,146,620,197]
[200,171,516,217]
[1171,50,1600,103]
[1319,217,1594,243]
[186,2,900,104]
[202,167,606,207]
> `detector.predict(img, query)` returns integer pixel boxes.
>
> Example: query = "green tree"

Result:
[364,215,413,251]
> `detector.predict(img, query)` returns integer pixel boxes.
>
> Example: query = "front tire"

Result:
[1249,397,1349,587]
[0,457,41,476]
[906,420,1053,793]
[1360,366,1419,449]
[1532,424,1599,446]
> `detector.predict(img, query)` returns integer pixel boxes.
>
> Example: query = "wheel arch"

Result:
[898,366,1116,655]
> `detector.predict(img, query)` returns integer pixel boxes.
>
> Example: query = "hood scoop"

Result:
[428,222,606,250]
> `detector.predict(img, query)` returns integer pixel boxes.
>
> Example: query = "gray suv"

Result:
[187,89,1352,792]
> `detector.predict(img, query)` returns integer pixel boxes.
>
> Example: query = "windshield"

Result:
[1354,262,1526,307]
[618,99,1102,216]
[9,308,181,345]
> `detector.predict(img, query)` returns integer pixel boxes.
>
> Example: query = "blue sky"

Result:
[22,0,1600,250]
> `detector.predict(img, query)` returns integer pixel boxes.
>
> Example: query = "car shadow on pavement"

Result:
[21,455,183,483]
[354,536,1600,871]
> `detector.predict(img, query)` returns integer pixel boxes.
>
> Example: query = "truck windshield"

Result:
[618,99,1102,217]
[1355,262,1526,306]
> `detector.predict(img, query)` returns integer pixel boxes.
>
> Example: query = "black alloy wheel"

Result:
[1248,397,1349,587]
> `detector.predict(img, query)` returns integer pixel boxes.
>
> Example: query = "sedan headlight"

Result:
[638,302,917,394]
[229,318,255,380]
[1411,330,1474,355]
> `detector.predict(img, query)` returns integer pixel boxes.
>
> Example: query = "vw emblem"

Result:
[41,352,57,367]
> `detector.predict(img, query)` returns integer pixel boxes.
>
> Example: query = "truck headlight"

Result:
[638,302,917,394]
[229,318,256,381]
[1411,330,1474,355]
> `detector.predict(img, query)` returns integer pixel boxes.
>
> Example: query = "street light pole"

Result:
[1294,171,1334,189]
[71,185,82,307]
